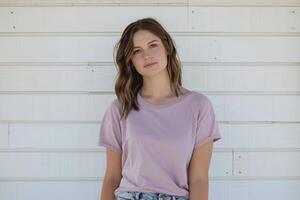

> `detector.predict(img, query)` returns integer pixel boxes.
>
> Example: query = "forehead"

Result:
[133,30,161,46]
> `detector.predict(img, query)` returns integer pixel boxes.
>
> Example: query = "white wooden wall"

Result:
[0,0,300,200]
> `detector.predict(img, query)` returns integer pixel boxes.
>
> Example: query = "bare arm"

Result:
[188,139,214,200]
[100,177,121,200]
[189,179,208,200]
[99,148,122,200]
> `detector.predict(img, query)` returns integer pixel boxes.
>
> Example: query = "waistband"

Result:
[115,191,188,200]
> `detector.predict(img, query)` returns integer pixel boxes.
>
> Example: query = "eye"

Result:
[133,44,157,54]
[133,49,141,54]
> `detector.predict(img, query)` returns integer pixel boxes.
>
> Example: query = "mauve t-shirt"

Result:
[98,90,221,198]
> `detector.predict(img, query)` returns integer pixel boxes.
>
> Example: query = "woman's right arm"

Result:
[100,148,122,200]
[100,177,121,200]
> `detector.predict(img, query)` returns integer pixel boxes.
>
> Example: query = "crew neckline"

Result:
[137,89,193,109]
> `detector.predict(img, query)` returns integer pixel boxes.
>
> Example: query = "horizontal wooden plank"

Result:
[1,180,300,200]
[8,123,100,148]
[0,93,112,121]
[183,66,300,92]
[0,66,299,92]
[0,94,300,121]
[0,181,101,200]
[0,151,229,177]
[0,36,299,62]
[220,123,300,149]
[0,0,299,6]
[212,95,300,122]
[234,151,300,176]
[189,7,299,33]
[212,180,300,200]
[0,66,89,92]
[189,0,300,6]
[0,151,106,178]
[0,7,298,32]
[3,123,300,149]
[0,7,188,33]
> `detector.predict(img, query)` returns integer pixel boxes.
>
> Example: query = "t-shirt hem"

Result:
[98,142,122,153]
[194,135,221,149]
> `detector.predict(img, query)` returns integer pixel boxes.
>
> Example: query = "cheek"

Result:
[156,53,168,65]
[131,57,143,68]
[155,47,168,60]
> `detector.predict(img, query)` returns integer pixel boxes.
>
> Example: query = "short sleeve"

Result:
[98,100,122,152]
[194,96,221,149]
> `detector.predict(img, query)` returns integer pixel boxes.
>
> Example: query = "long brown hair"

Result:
[113,17,184,120]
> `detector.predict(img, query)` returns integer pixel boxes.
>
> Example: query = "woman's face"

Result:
[130,29,168,77]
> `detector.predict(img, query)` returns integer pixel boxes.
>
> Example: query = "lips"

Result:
[144,62,157,68]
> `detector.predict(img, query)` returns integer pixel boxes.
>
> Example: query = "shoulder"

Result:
[104,98,122,118]
[111,98,121,109]
[188,91,216,120]
[189,91,213,108]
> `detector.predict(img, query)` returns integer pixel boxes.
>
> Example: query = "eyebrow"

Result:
[133,40,159,49]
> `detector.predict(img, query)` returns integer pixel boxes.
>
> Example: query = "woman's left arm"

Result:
[188,139,214,200]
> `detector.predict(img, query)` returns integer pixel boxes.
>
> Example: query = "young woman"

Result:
[98,17,221,200]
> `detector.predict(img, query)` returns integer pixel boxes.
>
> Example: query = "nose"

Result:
[143,49,153,59]
[144,52,154,61]
[144,55,153,60]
